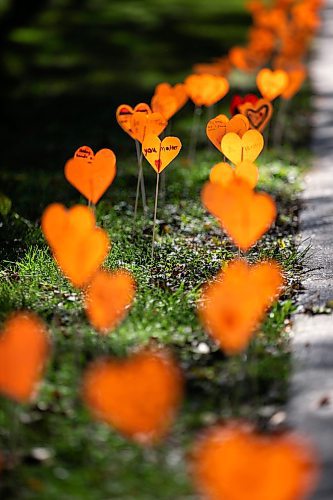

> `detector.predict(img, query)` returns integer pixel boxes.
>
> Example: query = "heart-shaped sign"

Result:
[201,179,276,251]
[85,269,136,333]
[0,313,50,403]
[42,204,110,288]
[191,422,318,500]
[209,161,259,189]
[185,74,229,107]
[152,83,188,119]
[239,98,273,132]
[206,114,249,152]
[116,103,151,138]
[142,135,182,173]
[221,130,264,165]
[256,68,289,101]
[230,93,258,116]
[65,146,116,204]
[131,112,168,144]
[198,259,284,354]
[82,347,183,444]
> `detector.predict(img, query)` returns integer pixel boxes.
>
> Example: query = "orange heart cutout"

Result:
[206,114,249,152]
[65,146,116,204]
[209,161,259,189]
[191,422,318,500]
[142,135,182,173]
[116,103,151,138]
[85,269,136,333]
[82,347,183,444]
[239,98,273,132]
[0,313,50,403]
[201,179,276,251]
[131,112,168,144]
[152,83,188,118]
[282,68,307,100]
[42,204,110,288]
[221,130,264,165]
[185,74,229,107]
[257,68,289,101]
[198,259,284,354]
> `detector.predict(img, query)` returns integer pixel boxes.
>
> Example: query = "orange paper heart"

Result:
[257,68,289,101]
[185,74,229,107]
[85,269,136,333]
[131,112,168,144]
[239,98,273,132]
[152,83,188,119]
[82,347,183,444]
[142,135,182,173]
[65,146,116,204]
[42,204,110,288]
[191,422,318,500]
[198,259,284,354]
[201,179,276,251]
[209,161,259,189]
[206,114,249,152]
[221,130,264,165]
[0,313,50,403]
[116,103,151,138]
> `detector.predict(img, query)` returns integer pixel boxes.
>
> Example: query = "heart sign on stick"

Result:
[85,269,136,333]
[209,161,259,189]
[206,114,249,152]
[201,179,276,251]
[142,135,182,174]
[116,103,151,138]
[65,146,116,205]
[191,422,318,500]
[152,83,188,119]
[239,98,273,133]
[198,259,284,354]
[42,204,110,288]
[185,74,229,107]
[131,112,167,144]
[221,130,264,165]
[256,68,289,101]
[82,347,183,444]
[142,135,182,258]
[0,313,50,403]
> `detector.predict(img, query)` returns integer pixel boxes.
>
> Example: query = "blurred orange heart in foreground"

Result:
[191,422,318,500]
[65,146,116,204]
[0,313,50,403]
[201,179,276,251]
[116,102,151,138]
[256,68,289,101]
[85,269,136,333]
[82,347,183,444]
[206,114,249,152]
[209,161,259,189]
[142,135,182,173]
[198,259,284,354]
[42,204,110,288]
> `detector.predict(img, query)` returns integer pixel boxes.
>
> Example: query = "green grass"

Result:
[0,112,311,497]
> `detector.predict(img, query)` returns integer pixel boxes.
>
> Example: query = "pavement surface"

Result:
[287,1,333,499]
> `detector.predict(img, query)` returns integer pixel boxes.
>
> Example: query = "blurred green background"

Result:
[0,0,249,173]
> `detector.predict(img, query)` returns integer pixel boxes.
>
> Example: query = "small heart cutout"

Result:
[131,112,167,144]
[185,74,229,107]
[221,130,264,165]
[239,98,273,132]
[82,348,183,444]
[206,114,249,152]
[42,204,110,288]
[142,135,182,173]
[257,68,289,101]
[209,161,259,189]
[65,146,116,204]
[0,313,50,403]
[116,103,151,138]
[85,269,136,333]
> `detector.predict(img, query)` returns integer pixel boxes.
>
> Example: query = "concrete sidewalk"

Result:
[287,1,333,499]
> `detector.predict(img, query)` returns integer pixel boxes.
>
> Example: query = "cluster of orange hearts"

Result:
[196,0,322,78]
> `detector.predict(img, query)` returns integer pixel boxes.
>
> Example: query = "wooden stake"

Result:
[134,140,147,218]
[151,172,160,259]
